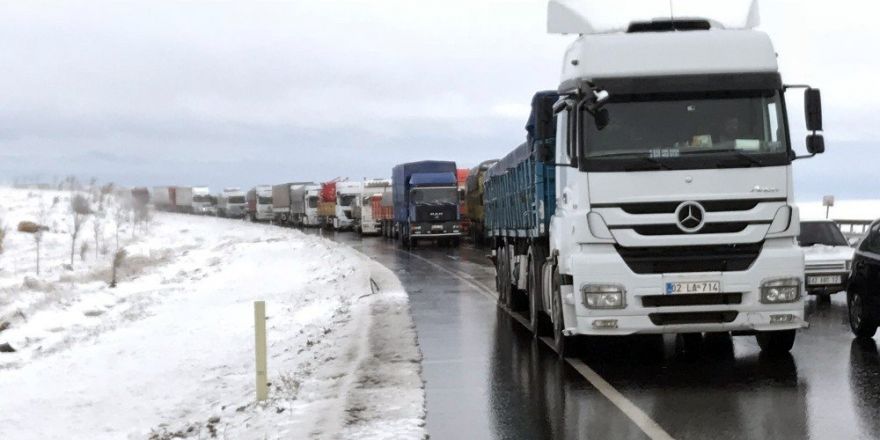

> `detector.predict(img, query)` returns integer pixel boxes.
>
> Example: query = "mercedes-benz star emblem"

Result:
[675,201,705,233]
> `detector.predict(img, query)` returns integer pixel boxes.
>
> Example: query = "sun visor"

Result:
[547,0,760,35]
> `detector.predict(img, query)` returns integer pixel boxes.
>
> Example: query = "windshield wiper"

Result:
[588,152,671,170]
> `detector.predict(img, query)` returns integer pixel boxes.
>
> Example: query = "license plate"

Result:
[665,281,721,295]
[431,225,443,231]
[808,275,842,286]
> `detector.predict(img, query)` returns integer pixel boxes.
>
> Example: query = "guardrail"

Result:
[834,219,873,244]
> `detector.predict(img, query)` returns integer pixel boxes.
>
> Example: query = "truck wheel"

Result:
[452,237,461,248]
[550,265,572,358]
[848,291,879,338]
[756,330,796,354]
[528,245,550,337]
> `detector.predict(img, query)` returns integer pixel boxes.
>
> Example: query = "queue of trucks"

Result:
[137,1,843,354]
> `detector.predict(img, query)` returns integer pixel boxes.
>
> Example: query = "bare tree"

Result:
[110,249,127,288]
[92,211,103,259]
[69,194,92,268]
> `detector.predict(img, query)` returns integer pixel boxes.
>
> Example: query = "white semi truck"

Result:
[192,186,213,215]
[333,181,364,230]
[356,179,392,235]
[486,0,826,356]
[217,188,247,218]
[247,185,274,222]
[303,185,322,227]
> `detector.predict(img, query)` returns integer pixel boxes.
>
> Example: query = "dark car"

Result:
[847,220,880,337]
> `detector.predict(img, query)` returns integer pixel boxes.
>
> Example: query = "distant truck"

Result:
[464,159,498,244]
[378,190,395,238]
[272,182,312,224]
[355,179,391,235]
[317,181,338,228]
[392,161,461,248]
[289,183,319,227]
[217,188,247,218]
[334,181,363,231]
[152,186,193,213]
[246,185,274,222]
[192,186,214,215]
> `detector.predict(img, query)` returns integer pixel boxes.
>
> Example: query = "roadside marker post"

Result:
[254,301,268,402]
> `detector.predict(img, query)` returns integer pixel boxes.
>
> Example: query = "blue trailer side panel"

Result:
[485,91,558,238]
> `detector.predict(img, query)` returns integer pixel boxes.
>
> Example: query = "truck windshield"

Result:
[799,222,848,247]
[583,90,789,171]
[228,196,245,204]
[193,195,212,203]
[339,195,358,207]
[412,187,457,204]
[307,197,318,208]
[258,196,272,204]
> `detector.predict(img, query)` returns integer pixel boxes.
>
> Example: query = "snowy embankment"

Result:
[0,188,425,439]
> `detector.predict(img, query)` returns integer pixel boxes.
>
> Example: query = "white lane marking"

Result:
[400,250,498,302]
[399,246,675,440]
[566,358,675,440]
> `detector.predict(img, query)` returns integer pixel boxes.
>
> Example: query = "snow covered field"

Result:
[0,188,425,439]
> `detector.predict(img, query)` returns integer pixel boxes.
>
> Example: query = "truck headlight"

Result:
[760,278,801,304]
[581,284,625,309]
[846,259,853,272]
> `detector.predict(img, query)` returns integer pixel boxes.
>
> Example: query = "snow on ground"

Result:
[0,187,426,439]
[798,199,880,221]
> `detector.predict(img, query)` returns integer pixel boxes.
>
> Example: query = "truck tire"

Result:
[528,245,550,337]
[550,265,572,358]
[848,290,879,338]
[756,330,796,354]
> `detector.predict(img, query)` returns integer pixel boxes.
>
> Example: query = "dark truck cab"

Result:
[392,161,461,248]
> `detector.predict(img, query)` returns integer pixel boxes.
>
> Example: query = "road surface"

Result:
[313,230,880,440]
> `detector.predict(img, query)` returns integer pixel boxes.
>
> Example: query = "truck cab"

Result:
[247,185,274,222]
[218,188,246,218]
[192,186,213,215]
[303,185,321,226]
[358,179,391,235]
[334,181,364,230]
[393,161,462,248]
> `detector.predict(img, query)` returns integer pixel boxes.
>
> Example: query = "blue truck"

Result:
[392,160,462,248]
[484,90,559,334]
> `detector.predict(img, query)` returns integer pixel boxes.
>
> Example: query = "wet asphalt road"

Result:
[313,230,880,440]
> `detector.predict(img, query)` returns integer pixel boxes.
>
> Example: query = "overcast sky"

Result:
[0,0,876,201]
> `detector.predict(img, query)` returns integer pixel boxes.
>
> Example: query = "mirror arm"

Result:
[793,153,816,161]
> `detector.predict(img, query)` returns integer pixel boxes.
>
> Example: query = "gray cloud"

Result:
[0,0,876,202]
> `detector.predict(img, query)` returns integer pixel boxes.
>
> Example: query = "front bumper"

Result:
[566,239,807,335]
[410,221,460,238]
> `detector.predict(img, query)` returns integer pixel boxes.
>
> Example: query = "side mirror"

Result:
[805,88,822,132]
[806,134,825,155]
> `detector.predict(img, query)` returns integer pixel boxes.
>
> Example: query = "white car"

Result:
[799,220,854,300]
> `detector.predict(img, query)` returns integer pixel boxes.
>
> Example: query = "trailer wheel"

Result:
[528,245,550,337]
[551,265,572,358]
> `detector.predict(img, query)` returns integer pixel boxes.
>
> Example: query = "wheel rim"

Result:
[851,293,863,328]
